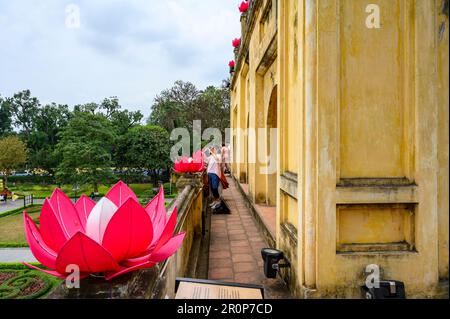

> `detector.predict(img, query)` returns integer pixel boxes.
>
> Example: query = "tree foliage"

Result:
[0,136,27,187]
[0,96,13,137]
[55,112,116,192]
[148,80,230,136]
[8,90,39,140]
[123,125,171,170]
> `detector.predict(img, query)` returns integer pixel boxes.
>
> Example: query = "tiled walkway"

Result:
[208,178,291,299]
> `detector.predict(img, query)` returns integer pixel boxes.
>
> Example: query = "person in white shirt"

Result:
[205,146,222,209]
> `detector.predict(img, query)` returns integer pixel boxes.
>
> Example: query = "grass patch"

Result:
[0,206,41,246]
[0,263,62,299]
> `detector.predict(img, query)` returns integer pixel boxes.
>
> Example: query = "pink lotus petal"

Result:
[23,212,57,269]
[102,198,153,261]
[23,262,90,280]
[145,186,163,223]
[193,150,203,163]
[39,199,69,252]
[152,207,178,251]
[56,232,120,274]
[23,262,67,279]
[105,181,139,207]
[151,188,167,244]
[105,261,156,281]
[121,213,180,267]
[149,233,186,263]
[75,195,96,229]
[49,188,84,235]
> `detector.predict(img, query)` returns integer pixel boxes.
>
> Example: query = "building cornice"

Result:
[231,0,264,88]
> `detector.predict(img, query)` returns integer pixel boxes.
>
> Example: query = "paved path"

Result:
[0,199,44,214]
[208,178,291,299]
[0,248,37,263]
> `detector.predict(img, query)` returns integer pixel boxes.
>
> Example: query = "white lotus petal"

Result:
[86,197,118,243]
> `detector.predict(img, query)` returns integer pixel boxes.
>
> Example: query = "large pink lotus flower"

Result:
[23,181,185,281]
[173,150,205,174]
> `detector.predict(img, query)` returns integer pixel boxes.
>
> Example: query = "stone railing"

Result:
[48,174,209,299]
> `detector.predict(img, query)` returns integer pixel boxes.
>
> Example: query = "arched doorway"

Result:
[266,86,278,206]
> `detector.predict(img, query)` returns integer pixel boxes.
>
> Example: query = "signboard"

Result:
[175,278,264,299]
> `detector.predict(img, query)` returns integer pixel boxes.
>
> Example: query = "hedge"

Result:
[6,175,55,185]
[0,242,29,248]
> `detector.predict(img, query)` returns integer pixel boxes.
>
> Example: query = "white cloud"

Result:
[0,0,242,118]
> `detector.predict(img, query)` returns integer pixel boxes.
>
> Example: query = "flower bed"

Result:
[0,264,62,299]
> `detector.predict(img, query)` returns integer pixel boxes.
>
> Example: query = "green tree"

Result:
[148,80,199,132]
[55,112,116,192]
[196,81,231,136]
[7,90,39,141]
[0,136,28,187]
[0,96,13,137]
[120,125,171,185]
[147,80,231,137]
[27,103,71,174]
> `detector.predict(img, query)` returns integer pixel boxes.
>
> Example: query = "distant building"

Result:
[230,0,448,298]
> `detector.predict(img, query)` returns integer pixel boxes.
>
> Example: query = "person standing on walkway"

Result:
[221,143,230,174]
[206,146,222,209]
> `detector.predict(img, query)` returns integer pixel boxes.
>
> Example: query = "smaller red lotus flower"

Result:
[174,150,205,174]
[239,1,249,13]
[232,38,241,48]
[229,60,235,69]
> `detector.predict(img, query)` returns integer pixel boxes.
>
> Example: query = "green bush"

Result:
[0,242,29,248]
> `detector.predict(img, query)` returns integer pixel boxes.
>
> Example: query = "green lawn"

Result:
[0,206,41,246]
[9,183,176,200]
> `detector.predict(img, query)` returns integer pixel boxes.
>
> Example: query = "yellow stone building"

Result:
[230,0,449,298]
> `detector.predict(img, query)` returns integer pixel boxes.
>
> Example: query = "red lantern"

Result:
[239,1,249,13]
[232,38,241,48]
[229,60,236,69]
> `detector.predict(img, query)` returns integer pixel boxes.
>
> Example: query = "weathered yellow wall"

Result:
[230,0,448,298]
[437,0,449,280]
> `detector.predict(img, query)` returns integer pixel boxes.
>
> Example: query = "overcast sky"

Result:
[0,0,241,119]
